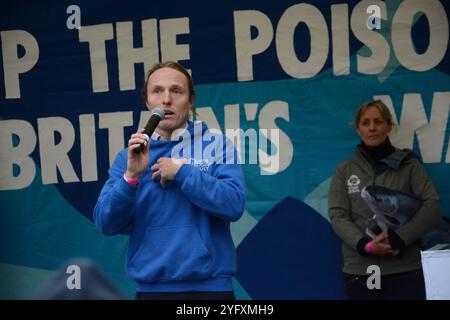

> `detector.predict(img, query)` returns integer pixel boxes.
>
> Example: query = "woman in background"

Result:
[328,100,442,300]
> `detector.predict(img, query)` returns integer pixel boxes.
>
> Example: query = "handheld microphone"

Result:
[133,107,165,154]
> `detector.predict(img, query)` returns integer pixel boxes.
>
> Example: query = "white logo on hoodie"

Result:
[347,175,361,194]
[188,158,211,172]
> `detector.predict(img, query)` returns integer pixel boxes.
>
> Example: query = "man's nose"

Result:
[162,89,172,105]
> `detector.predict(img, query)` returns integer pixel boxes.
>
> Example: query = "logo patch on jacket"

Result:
[187,158,211,172]
[347,175,361,194]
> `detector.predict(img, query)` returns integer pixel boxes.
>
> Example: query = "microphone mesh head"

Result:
[152,107,165,119]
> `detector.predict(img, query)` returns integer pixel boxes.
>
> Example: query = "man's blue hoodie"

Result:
[93,121,246,293]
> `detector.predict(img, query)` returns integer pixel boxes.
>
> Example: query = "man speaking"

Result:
[93,61,246,300]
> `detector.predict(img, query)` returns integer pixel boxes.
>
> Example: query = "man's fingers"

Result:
[131,133,148,140]
[151,170,160,181]
[151,169,166,189]
[128,138,147,147]
[144,139,151,152]
[128,131,149,148]
[129,144,141,152]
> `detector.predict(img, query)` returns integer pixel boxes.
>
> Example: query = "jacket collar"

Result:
[353,146,415,175]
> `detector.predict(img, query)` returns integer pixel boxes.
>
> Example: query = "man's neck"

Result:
[155,121,188,141]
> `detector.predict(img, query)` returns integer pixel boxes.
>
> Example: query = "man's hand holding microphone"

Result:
[125,107,165,182]
[124,107,187,188]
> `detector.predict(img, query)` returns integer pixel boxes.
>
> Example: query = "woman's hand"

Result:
[367,230,395,255]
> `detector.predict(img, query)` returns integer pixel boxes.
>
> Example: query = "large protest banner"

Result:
[1,0,449,299]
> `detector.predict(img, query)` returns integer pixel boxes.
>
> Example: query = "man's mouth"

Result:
[164,110,175,117]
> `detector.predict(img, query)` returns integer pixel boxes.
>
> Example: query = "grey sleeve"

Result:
[328,166,367,249]
[396,160,442,246]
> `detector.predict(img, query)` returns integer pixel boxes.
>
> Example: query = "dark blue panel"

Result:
[236,196,347,299]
